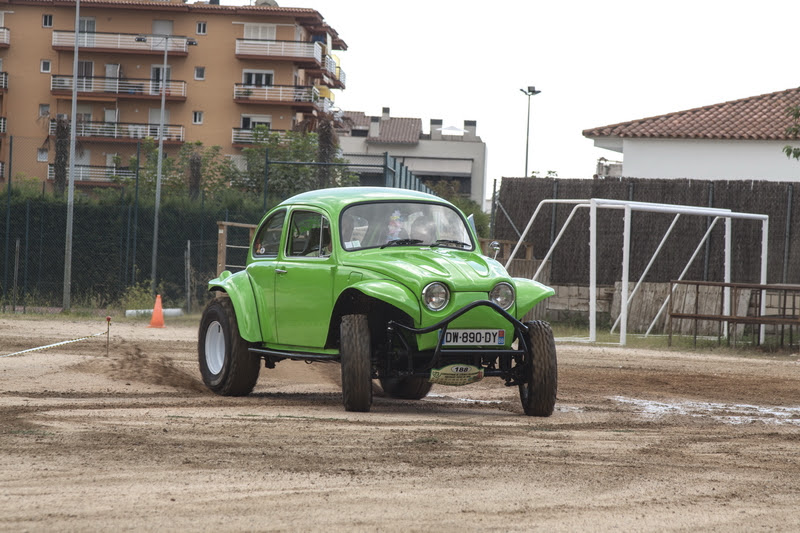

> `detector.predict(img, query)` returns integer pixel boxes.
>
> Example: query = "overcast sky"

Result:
[224,0,800,198]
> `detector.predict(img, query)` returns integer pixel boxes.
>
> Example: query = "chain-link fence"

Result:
[0,136,439,313]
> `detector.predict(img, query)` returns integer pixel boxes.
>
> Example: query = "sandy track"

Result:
[1,316,800,531]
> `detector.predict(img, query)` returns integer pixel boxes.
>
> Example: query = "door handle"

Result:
[276,268,287,274]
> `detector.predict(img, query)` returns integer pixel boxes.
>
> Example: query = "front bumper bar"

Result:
[386,300,532,380]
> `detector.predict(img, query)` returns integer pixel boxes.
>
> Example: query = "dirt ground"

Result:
[1,315,800,532]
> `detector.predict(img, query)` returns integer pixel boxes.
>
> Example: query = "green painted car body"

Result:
[207,187,554,354]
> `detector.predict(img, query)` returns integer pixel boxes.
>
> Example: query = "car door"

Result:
[247,209,286,344]
[273,209,335,348]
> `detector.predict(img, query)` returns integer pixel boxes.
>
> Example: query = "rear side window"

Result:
[253,210,285,258]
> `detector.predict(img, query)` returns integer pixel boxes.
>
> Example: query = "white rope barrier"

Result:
[1,317,111,358]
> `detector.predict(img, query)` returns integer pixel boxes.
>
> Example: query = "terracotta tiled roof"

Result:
[582,87,800,141]
[339,111,421,144]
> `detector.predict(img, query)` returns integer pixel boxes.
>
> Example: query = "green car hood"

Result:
[341,248,510,292]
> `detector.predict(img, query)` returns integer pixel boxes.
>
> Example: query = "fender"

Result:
[514,277,555,319]
[208,270,263,343]
[348,279,421,322]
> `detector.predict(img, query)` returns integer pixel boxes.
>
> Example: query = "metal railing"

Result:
[0,117,6,134]
[47,164,135,182]
[51,75,187,97]
[235,39,322,63]
[52,31,193,52]
[233,84,319,104]
[0,72,7,89]
[48,119,184,141]
[0,27,9,45]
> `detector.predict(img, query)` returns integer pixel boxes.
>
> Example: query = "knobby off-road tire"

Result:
[380,377,433,400]
[340,314,372,412]
[519,320,557,416]
[198,296,260,396]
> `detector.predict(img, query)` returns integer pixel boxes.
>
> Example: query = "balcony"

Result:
[235,39,323,67]
[0,162,4,178]
[0,27,9,47]
[52,32,194,55]
[233,84,319,110]
[0,117,6,134]
[49,120,184,142]
[0,72,7,90]
[305,54,346,89]
[48,164,135,183]
[51,75,187,100]
[232,128,287,146]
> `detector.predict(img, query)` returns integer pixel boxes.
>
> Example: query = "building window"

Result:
[196,21,207,35]
[42,14,53,28]
[192,111,203,125]
[40,60,51,73]
[194,66,205,81]
[39,104,50,117]
[37,149,48,163]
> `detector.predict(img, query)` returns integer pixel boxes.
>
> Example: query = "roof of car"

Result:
[279,187,448,213]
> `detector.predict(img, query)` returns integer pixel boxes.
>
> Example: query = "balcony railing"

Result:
[0,117,6,134]
[51,75,187,98]
[233,84,319,105]
[49,120,184,142]
[48,164,135,182]
[0,162,4,178]
[232,128,290,145]
[235,39,322,63]
[0,27,9,46]
[0,72,7,89]
[52,31,193,53]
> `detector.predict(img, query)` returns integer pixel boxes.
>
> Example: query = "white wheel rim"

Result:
[204,320,226,375]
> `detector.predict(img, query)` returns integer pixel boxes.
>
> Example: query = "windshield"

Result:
[340,201,474,251]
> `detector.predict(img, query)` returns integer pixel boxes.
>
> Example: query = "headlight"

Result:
[490,282,515,310]
[422,282,450,311]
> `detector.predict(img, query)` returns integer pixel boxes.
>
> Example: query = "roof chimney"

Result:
[381,107,391,121]
[369,116,380,137]
[463,120,477,140]
[430,119,442,140]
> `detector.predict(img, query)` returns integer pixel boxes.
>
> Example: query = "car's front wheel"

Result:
[340,314,373,412]
[519,320,557,416]
[380,377,433,400]
[198,296,260,396]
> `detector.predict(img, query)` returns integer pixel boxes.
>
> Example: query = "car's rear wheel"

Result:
[519,320,557,416]
[380,376,433,400]
[340,314,372,412]
[198,296,260,396]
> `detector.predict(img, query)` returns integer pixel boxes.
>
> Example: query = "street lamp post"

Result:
[520,86,541,177]
[135,34,196,295]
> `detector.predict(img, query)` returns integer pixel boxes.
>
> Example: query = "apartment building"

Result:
[0,0,345,187]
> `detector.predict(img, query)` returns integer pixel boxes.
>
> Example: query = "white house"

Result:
[337,107,487,206]
[583,87,800,180]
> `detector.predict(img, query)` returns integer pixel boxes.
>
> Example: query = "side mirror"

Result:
[489,241,500,260]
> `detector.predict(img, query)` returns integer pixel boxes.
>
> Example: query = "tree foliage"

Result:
[783,105,800,161]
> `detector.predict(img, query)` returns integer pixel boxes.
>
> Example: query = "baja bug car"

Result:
[199,187,557,415]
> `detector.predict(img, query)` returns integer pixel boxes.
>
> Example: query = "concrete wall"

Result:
[622,138,800,180]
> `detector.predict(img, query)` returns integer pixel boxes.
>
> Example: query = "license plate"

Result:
[442,329,505,346]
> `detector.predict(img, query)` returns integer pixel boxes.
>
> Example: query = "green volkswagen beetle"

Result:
[199,187,557,416]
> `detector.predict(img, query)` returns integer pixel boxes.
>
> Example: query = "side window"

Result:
[287,211,331,258]
[253,210,285,258]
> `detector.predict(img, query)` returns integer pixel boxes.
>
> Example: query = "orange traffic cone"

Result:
[148,294,165,328]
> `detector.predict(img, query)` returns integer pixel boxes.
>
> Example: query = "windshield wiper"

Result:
[431,239,470,249]
[381,238,423,249]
